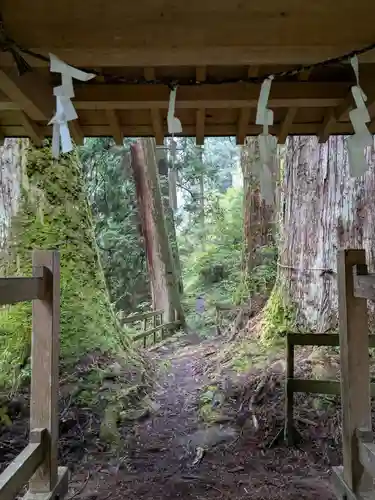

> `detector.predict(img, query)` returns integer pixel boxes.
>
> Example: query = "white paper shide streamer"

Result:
[255,76,275,205]
[347,56,372,177]
[167,87,182,135]
[49,54,96,158]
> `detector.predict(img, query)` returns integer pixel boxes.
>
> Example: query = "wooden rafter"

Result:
[106,110,123,146]
[195,66,206,146]
[40,81,356,111]
[20,112,43,146]
[278,107,297,144]
[69,120,84,146]
[0,69,54,121]
[144,68,164,145]
[318,93,354,143]
[236,66,259,145]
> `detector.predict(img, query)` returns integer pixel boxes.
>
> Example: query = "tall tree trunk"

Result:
[241,138,275,275]
[0,139,24,251]
[0,144,126,387]
[156,147,183,294]
[130,139,185,325]
[275,135,375,333]
[198,147,205,249]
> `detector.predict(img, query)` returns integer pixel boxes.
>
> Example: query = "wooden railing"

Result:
[284,249,375,499]
[122,309,180,347]
[0,250,68,500]
[285,332,375,445]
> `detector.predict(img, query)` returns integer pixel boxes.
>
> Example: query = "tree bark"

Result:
[0,139,25,251]
[241,138,275,275]
[278,135,375,332]
[130,139,185,325]
[156,147,183,294]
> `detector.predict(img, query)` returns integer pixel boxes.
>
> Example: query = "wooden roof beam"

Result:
[0,69,54,121]
[318,93,354,143]
[20,112,43,146]
[144,68,164,145]
[106,110,123,146]
[69,120,84,145]
[3,46,375,68]
[68,82,353,110]
[195,67,206,146]
[237,66,259,145]
[278,107,297,144]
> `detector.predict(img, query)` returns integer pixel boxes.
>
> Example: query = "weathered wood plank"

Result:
[0,276,44,305]
[285,340,294,445]
[338,249,372,494]
[354,273,375,301]
[358,437,375,479]
[30,251,60,493]
[287,332,375,348]
[132,321,180,342]
[287,332,340,347]
[287,378,341,395]
[25,466,69,500]
[288,378,375,398]
[122,309,164,323]
[0,429,47,500]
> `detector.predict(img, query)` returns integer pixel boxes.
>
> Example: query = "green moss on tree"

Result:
[261,282,296,344]
[0,144,130,388]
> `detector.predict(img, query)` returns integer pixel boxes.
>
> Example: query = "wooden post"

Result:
[29,250,60,493]
[338,249,372,494]
[161,313,164,340]
[285,334,295,445]
[143,318,147,348]
[153,314,157,344]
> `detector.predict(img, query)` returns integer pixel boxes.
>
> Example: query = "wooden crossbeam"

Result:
[69,120,84,145]
[0,69,54,121]
[195,66,206,146]
[106,110,123,146]
[278,107,297,144]
[0,276,45,305]
[318,93,354,143]
[69,82,351,110]
[2,46,375,68]
[144,68,164,145]
[236,66,258,145]
[20,113,43,147]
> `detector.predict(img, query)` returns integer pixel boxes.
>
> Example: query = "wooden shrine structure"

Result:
[0,1,374,146]
[1,2,375,500]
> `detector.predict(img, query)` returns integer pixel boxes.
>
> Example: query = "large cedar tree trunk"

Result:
[241,138,275,274]
[130,139,185,325]
[277,135,375,332]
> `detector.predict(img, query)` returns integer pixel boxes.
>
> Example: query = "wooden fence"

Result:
[285,249,375,499]
[285,332,375,446]
[0,250,68,500]
[122,309,180,347]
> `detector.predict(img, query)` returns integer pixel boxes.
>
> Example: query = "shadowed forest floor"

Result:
[68,334,337,500]
[1,334,342,500]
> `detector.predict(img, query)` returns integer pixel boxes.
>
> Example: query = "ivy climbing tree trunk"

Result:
[130,139,185,325]
[272,135,375,335]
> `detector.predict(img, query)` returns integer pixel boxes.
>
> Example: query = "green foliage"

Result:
[0,144,124,389]
[79,138,149,314]
[180,187,244,334]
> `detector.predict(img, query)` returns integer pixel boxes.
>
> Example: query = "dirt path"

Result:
[67,335,337,500]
